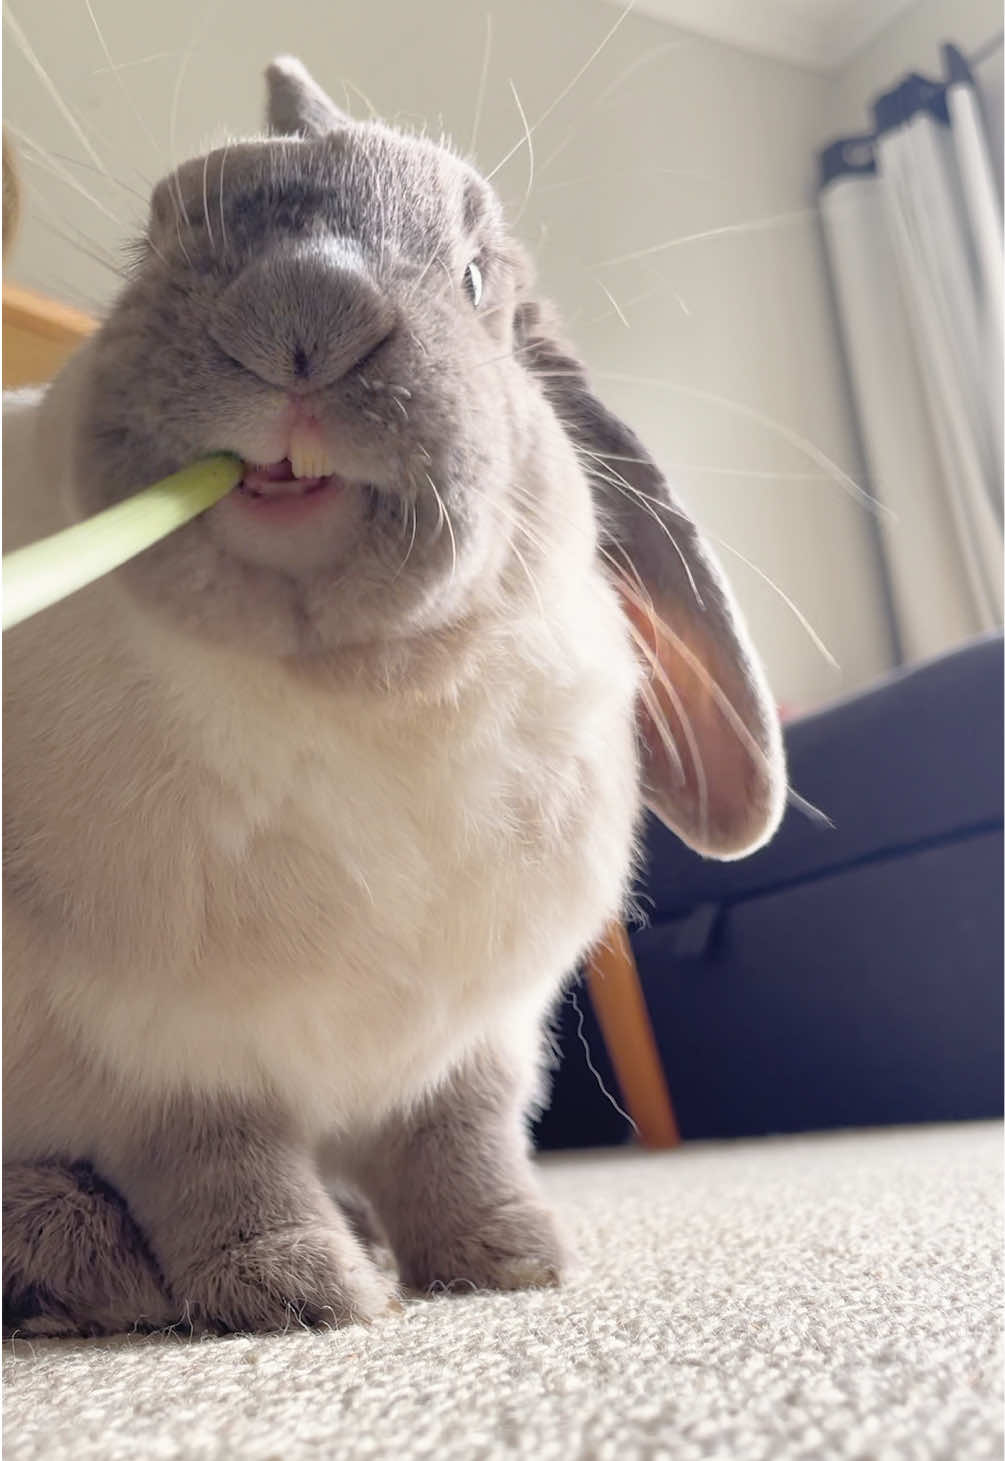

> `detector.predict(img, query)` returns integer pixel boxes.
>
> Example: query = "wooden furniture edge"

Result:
[3,281,95,345]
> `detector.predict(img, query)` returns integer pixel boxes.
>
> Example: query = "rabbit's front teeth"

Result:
[289,426,338,481]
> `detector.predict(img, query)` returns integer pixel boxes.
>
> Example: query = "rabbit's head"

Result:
[74,57,783,856]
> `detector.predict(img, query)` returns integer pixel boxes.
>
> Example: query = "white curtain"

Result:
[820,42,1003,666]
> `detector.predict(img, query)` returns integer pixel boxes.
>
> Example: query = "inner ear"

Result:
[617,577,784,859]
[265,56,349,138]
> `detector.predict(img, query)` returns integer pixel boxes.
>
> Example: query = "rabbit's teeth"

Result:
[289,426,338,482]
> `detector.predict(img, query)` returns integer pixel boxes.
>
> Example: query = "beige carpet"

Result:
[4,1123,1002,1460]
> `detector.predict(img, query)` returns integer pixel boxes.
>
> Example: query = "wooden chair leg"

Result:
[586,921,681,1149]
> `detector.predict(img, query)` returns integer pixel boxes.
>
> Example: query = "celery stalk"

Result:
[2,454,242,631]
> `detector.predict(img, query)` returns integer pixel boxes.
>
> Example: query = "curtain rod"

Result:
[818,36,1003,188]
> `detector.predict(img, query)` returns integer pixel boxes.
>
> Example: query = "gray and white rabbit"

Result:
[2,57,785,1337]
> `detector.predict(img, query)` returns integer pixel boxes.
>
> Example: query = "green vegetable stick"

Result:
[2,453,243,632]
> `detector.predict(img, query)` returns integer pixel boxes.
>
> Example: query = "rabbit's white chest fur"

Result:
[87,620,640,1135]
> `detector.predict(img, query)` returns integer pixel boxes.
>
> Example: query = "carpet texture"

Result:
[4,1123,1002,1460]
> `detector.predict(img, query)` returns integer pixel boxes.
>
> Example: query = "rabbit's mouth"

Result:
[235,457,348,521]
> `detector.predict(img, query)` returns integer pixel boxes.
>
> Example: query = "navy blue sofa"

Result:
[535,633,1004,1149]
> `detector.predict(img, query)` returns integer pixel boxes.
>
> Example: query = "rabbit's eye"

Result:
[462,260,483,308]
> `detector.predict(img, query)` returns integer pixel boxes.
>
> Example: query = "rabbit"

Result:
[2,56,785,1338]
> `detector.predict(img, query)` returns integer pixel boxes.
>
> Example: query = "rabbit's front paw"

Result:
[400,1198,565,1296]
[172,1223,397,1333]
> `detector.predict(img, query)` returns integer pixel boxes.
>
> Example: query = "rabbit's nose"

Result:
[210,244,396,390]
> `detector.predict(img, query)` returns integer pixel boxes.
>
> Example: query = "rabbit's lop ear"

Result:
[265,57,349,138]
[518,298,786,859]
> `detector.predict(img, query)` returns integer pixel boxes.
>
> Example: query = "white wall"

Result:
[4,0,902,711]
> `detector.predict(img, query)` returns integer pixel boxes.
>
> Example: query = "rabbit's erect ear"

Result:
[516,296,786,859]
[265,57,349,138]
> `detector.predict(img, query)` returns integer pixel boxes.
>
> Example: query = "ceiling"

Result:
[599,0,922,72]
